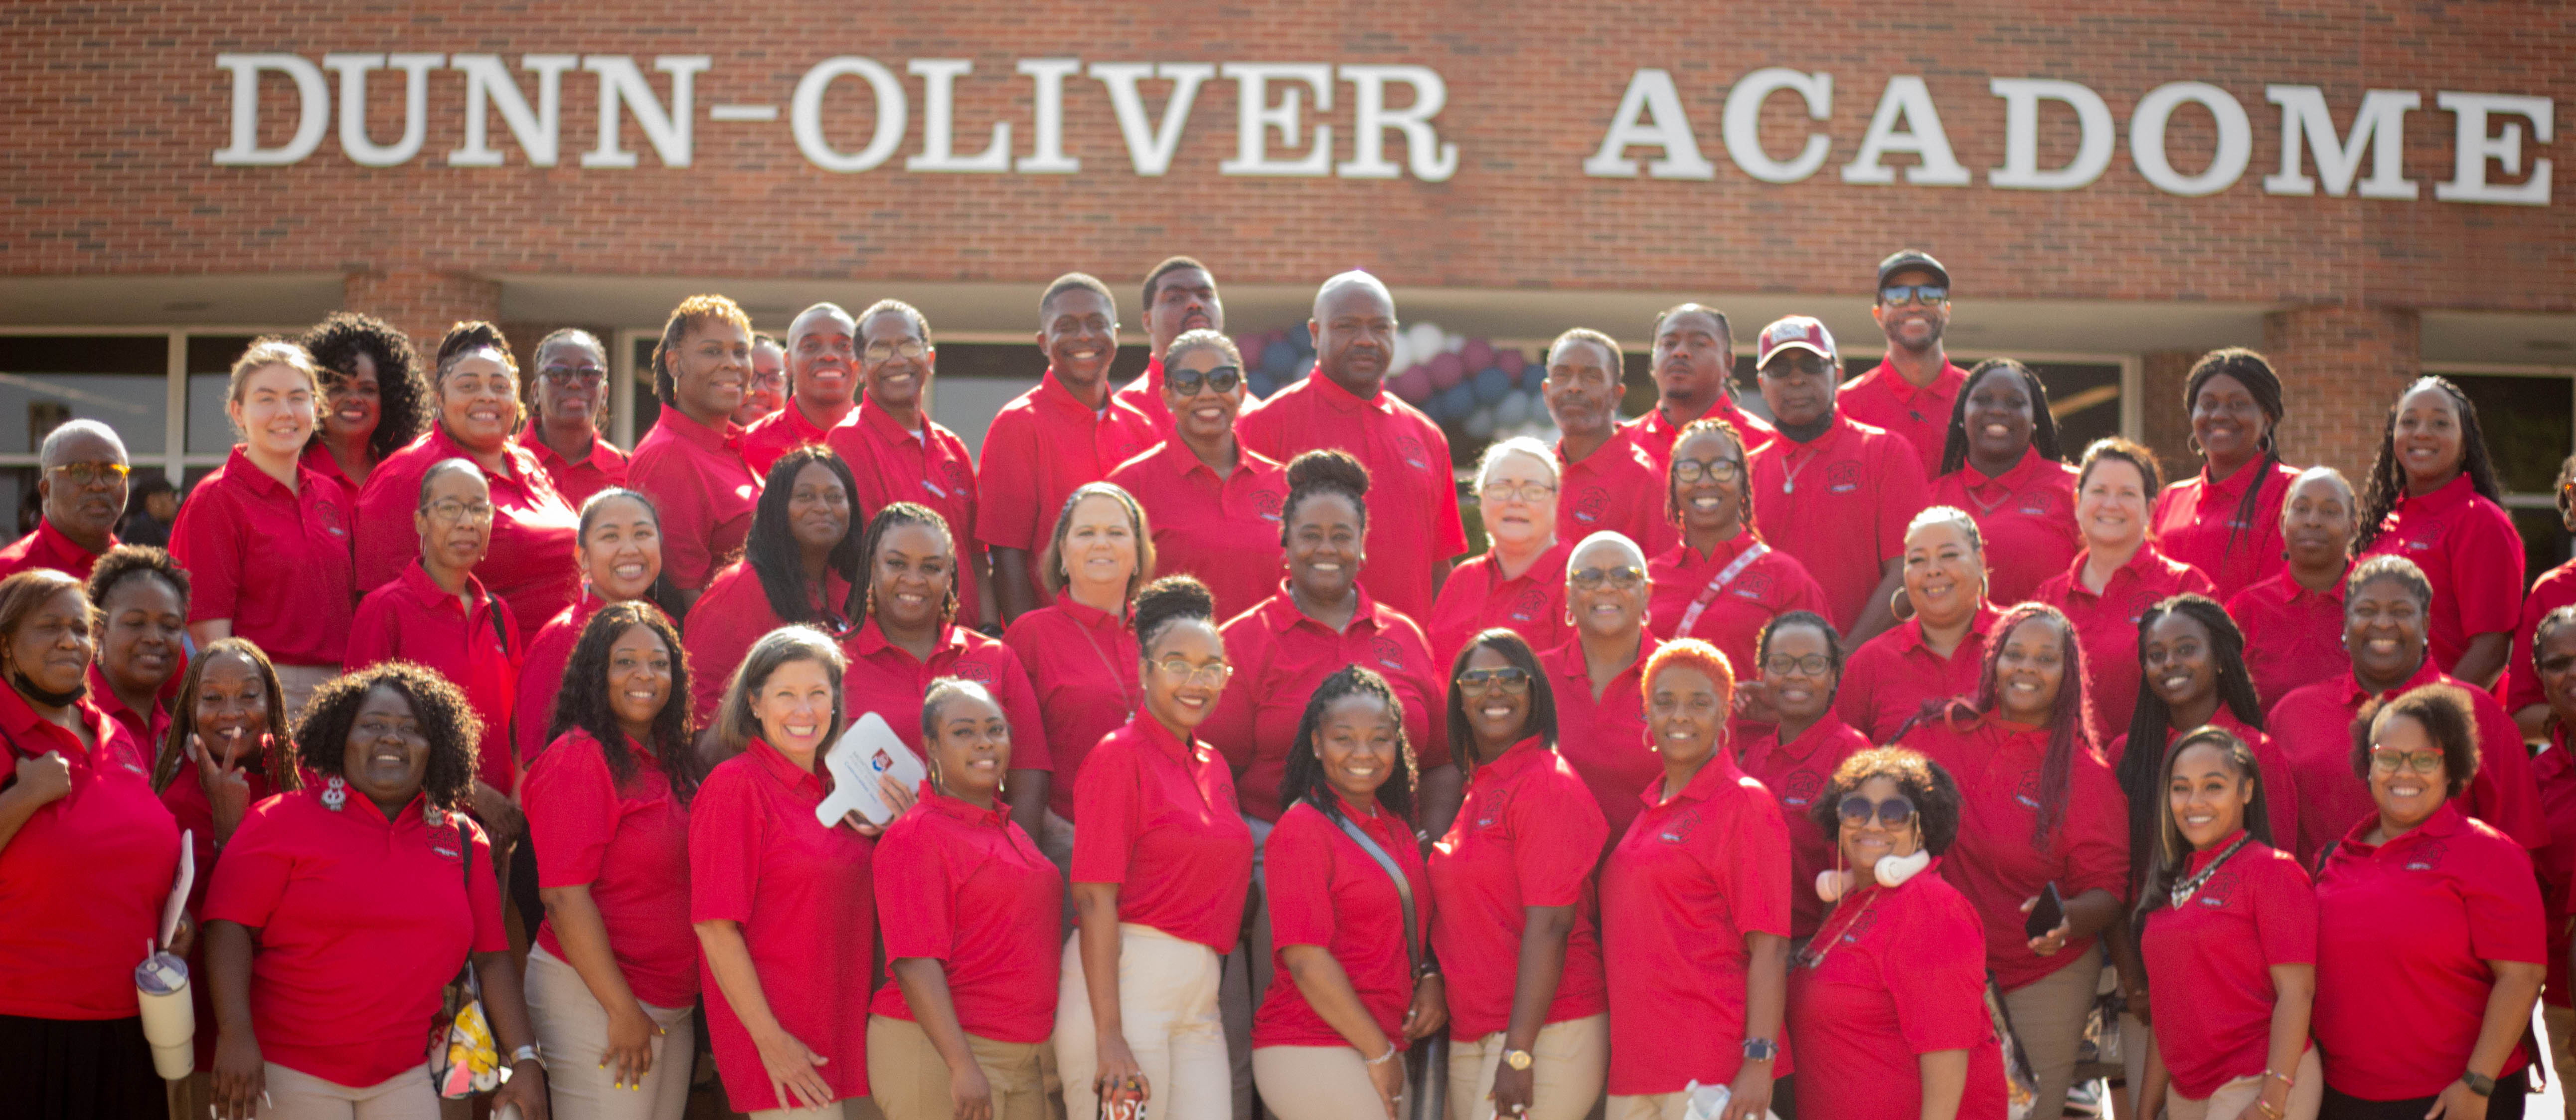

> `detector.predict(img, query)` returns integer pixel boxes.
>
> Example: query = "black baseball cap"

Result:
[1876,249,1950,293]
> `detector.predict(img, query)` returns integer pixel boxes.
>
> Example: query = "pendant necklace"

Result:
[2169,831,2254,908]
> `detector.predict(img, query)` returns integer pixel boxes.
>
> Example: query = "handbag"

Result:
[428,818,505,1098]
[1326,807,1446,1120]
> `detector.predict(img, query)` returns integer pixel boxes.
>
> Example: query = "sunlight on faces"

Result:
[674,319,751,420]
[230,362,317,458]
[344,685,429,809]
[1145,266,1223,355]
[580,495,663,601]
[2343,576,2427,688]
[6,587,93,699]
[1903,520,1984,625]
[2140,611,2216,711]
[1543,338,1622,440]
[1163,345,1245,446]
[2281,474,2356,570]
[1651,310,1731,413]
[2366,711,2447,830]
[1316,692,1401,805]
[2191,373,2267,469]
[1757,350,1837,429]
[1962,370,2034,465]
[1839,774,1922,869]
[1567,538,1647,639]
[1457,644,1532,749]
[2166,740,2252,851]
[1142,619,1227,734]
[1477,449,1559,553]
[859,310,932,414]
[1060,493,1139,601]
[194,650,272,765]
[535,339,609,429]
[928,689,1011,802]
[40,427,128,544]
[1647,664,1726,768]
[788,308,859,410]
[439,350,519,451]
[1761,623,1835,724]
[750,657,837,757]
[1039,288,1118,392]
[321,350,380,444]
[1287,492,1363,602]
[2393,382,2465,488]
[1668,428,1747,537]
[788,463,854,555]
[871,524,954,632]
[2076,457,2149,551]
[415,467,493,575]
[2539,622,2576,727]
[1311,280,1397,392]
[97,577,184,699]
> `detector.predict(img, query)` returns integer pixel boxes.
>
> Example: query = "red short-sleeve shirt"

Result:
[2108,708,2301,855]
[2152,461,2300,602]
[973,373,1155,609]
[1001,599,1139,820]
[2227,569,2350,719]
[840,618,1049,771]
[2140,835,2316,1099]
[1748,415,1932,633]
[1835,605,2000,743]
[1111,357,1174,440]
[625,409,761,593]
[160,754,285,1072]
[299,442,359,506]
[523,730,697,1008]
[1623,398,1777,470]
[0,689,175,1021]
[1424,539,1571,673]
[1255,796,1432,1051]
[1106,439,1288,624]
[738,398,833,481]
[869,791,1063,1044]
[1929,449,2081,607]
[1207,589,1450,823]
[1736,713,1874,939]
[2505,557,2576,716]
[515,424,630,513]
[202,788,506,1087]
[1544,635,1665,840]
[689,740,878,1110]
[1235,373,1467,621]
[2357,473,2526,674]
[1602,751,1796,1094]
[353,425,582,628]
[2313,803,2544,1101]
[166,446,357,667]
[344,562,522,792]
[1069,715,1256,952]
[1905,716,2129,992]
[1557,435,1676,558]
[1429,738,1610,1040]
[1785,859,2009,1120]
[512,591,602,765]
[681,561,852,725]
[824,401,984,628]
[2534,730,2576,1009]
[2033,545,2216,750]
[1836,357,1961,482]
[0,519,112,583]
[2271,661,2547,866]
[1645,536,1832,681]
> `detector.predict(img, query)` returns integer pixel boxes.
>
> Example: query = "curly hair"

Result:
[1663,417,1756,530]
[748,447,867,630]
[2133,726,2277,934]
[1938,358,2063,477]
[859,502,958,627]
[2351,684,2480,801]
[152,638,296,797]
[86,544,189,624]
[1280,664,1419,824]
[299,312,429,463]
[1807,745,1963,858]
[1445,628,1558,767]
[653,294,754,407]
[293,661,481,811]
[548,601,696,801]
[2352,376,2506,556]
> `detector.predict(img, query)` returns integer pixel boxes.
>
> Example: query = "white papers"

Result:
[158,829,193,950]
[813,713,925,829]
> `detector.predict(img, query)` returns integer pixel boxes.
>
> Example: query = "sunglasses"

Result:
[1455,666,1532,694]
[1570,565,1644,591]
[1837,793,1917,827]
[1166,365,1243,397]
[1880,284,1949,307]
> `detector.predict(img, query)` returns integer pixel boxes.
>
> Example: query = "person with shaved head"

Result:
[0,419,128,582]
[742,303,862,478]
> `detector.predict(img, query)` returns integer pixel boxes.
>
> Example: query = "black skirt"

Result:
[2321,1078,2528,1120]
[0,1014,165,1120]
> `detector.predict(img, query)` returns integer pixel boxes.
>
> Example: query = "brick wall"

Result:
[2266,304,2423,484]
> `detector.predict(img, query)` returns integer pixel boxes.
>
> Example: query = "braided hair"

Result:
[299,311,429,462]
[2352,376,2506,556]
[858,502,959,627]
[1280,665,1420,824]
[1663,416,1757,532]
[547,601,697,801]
[1906,603,2087,848]
[2184,349,2288,566]
[1938,358,2063,477]
[2115,593,2263,894]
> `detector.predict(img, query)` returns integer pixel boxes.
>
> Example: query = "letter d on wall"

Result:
[213,54,329,166]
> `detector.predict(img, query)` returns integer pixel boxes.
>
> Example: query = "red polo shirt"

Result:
[2228,568,2350,720]
[2535,729,2576,1009]
[974,372,1155,610]
[1930,449,2081,606]
[1785,857,2007,1120]
[2358,473,2525,674]
[1112,356,1174,439]
[1904,715,2128,992]
[1235,372,1467,621]
[1429,738,1609,1040]
[1556,435,1676,558]
[1749,414,1932,634]
[1836,604,2001,743]
[2313,802,2542,1101]
[525,730,697,1008]
[514,424,631,513]
[1736,713,1873,939]
[2139,834,2316,1099]
[1837,357,1962,481]
[691,739,878,1109]
[161,751,286,1071]
[1424,539,1571,672]
[204,787,505,1087]
[1070,714,1256,952]
[354,425,582,628]
[2153,461,2300,602]
[1105,438,1288,623]
[88,664,170,768]
[738,398,834,481]
[0,687,173,1020]
[625,409,761,593]
[2033,544,2217,750]
[825,400,984,628]
[169,447,357,668]
[344,561,522,792]
[1001,599,1138,820]
[2272,660,2547,866]
[1255,795,1433,1051]
[300,441,360,505]
[0,519,113,583]
[512,590,602,766]
[2107,708,2301,852]
[870,790,1063,1044]
[1603,750,1796,1094]
[1208,588,1450,823]
[1645,535,1832,683]
[840,617,1048,772]
[2505,557,2576,716]
[1622,397,1777,469]
[681,561,852,725]
[1546,635,1666,840]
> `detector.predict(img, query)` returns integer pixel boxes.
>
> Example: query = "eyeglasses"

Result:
[1672,457,1743,484]
[2369,747,2445,776]
[1455,666,1532,694]
[1880,284,1949,307]
[1479,481,1558,504]
[1838,793,1917,827]
[1569,565,1644,590]
[1166,365,1242,397]
[49,461,130,488]
[1762,654,1831,677]
[425,499,495,525]
[353,716,425,743]
[1153,658,1232,687]
[864,340,929,363]
[540,365,606,386]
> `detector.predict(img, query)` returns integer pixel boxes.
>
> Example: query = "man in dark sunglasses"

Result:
[1115,254,1227,438]
[1839,248,1968,480]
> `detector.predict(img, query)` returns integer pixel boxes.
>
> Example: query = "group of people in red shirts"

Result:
[0,247,2570,1120]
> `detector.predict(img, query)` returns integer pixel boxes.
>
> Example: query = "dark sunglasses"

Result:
[1880,284,1949,307]
[1166,365,1243,397]
[1455,666,1532,694]
[1837,793,1917,827]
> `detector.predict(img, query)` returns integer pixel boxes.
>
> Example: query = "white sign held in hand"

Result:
[814,713,924,829]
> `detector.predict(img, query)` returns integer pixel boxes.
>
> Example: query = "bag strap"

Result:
[1326,805,1421,977]
[1673,541,1771,639]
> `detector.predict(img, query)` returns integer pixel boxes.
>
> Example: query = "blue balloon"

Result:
[1472,366,1510,404]
[1290,323,1314,351]
[1248,370,1277,398]
[1434,383,1475,422]
[1261,340,1302,376]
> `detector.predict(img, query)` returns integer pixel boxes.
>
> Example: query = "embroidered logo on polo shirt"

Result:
[2405,839,2448,872]
[2194,866,2241,907]
[953,661,995,685]
[1252,487,1285,520]
[1397,435,1430,470]
[1658,806,1702,843]
[2127,590,2160,624]
[1826,461,1863,494]
[1572,487,1610,525]
[430,837,465,863]
[1732,571,1775,601]
[2403,522,2447,552]
[1838,910,1880,943]
[316,499,349,539]
[937,460,973,496]
[2014,769,2041,809]
[1778,769,1823,808]
[2016,490,2051,516]
[1508,585,1546,623]
[1473,787,1513,832]
[1370,636,1406,672]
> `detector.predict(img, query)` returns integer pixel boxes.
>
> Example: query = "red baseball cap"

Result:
[1757,315,1837,366]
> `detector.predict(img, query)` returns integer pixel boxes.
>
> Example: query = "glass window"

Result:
[0,336,170,457]
[2448,373,2574,585]
[182,335,261,455]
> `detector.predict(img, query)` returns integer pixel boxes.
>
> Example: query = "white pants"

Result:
[2167,1047,2321,1120]
[1608,1093,1781,1120]
[1447,1015,1609,1120]
[522,943,695,1120]
[253,1061,439,1120]
[1054,923,1230,1120]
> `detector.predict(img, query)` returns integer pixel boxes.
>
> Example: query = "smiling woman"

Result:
[626,295,763,603]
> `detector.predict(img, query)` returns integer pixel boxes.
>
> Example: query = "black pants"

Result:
[0,1014,164,1120]
[2322,1078,2528,1120]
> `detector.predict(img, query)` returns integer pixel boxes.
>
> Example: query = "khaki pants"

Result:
[271,664,339,728]
[253,1061,439,1120]
[747,1103,873,1120]
[1054,923,1230,1120]
[1999,951,2101,1120]
[1219,813,1275,1120]
[866,1015,1046,1120]
[522,944,695,1120]
[1447,1015,1608,1120]
[2118,1008,2151,1116]
[1254,1045,1397,1120]
[2168,1047,2321,1120]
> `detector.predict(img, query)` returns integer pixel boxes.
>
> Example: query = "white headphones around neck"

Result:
[1814,849,1932,902]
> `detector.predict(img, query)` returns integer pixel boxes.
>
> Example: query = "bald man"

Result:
[741,303,861,478]
[0,420,129,581]
[1234,271,1465,619]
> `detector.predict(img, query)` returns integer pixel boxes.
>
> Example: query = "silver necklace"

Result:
[2169,832,2253,908]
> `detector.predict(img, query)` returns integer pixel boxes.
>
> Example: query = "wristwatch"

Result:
[2461,1071,2496,1097]
[1741,1037,1779,1063]
[1502,1048,1534,1072]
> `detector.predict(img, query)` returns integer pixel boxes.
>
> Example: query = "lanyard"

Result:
[1674,542,1771,638]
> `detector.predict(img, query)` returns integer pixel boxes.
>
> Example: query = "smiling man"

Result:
[741,304,863,478]
[1543,327,1672,555]
[977,273,1156,622]
[1746,316,1931,646]
[825,299,991,628]
[1838,250,1966,479]
[1113,256,1226,438]
[0,419,129,581]
[1623,303,1776,469]
[1234,270,1466,620]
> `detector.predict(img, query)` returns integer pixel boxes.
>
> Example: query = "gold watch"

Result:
[1502,1048,1534,1072]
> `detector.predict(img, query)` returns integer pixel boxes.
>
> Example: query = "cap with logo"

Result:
[1876,249,1950,292]
[1758,316,1838,367]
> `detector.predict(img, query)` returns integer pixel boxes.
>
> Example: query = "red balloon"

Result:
[1459,338,1494,371]
[1390,366,1435,403]
[1426,351,1468,390]
[1495,348,1526,375]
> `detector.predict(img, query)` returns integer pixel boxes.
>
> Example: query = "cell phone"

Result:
[2024,881,2065,940]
